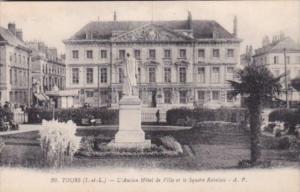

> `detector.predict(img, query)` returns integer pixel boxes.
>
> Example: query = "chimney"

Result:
[187,11,192,29]
[114,11,117,21]
[8,23,16,35]
[233,15,237,37]
[16,29,23,41]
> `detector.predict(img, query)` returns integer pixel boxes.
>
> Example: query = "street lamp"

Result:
[283,48,289,109]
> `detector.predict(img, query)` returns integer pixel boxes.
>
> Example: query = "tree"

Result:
[228,65,283,164]
[291,77,300,92]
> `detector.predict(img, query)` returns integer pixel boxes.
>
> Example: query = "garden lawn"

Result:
[0,123,299,170]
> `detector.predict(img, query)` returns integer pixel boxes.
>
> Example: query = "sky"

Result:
[0,1,299,55]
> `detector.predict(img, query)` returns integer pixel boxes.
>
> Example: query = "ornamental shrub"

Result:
[160,136,183,154]
[0,108,13,122]
[269,108,300,134]
[39,120,81,168]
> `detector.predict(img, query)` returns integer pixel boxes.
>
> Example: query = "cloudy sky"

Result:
[1,1,299,54]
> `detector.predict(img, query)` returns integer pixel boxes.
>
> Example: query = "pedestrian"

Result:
[156,109,160,124]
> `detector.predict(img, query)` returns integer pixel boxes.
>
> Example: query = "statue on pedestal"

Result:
[123,53,138,96]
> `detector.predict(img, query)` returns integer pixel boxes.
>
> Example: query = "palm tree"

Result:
[228,65,283,164]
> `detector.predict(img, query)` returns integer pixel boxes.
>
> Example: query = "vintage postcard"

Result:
[0,1,299,192]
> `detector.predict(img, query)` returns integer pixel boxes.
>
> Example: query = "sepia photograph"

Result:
[0,1,299,192]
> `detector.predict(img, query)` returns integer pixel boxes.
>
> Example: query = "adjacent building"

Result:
[0,23,32,107]
[26,41,66,107]
[253,35,300,104]
[63,13,242,108]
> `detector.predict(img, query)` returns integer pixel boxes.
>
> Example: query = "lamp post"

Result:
[283,48,289,109]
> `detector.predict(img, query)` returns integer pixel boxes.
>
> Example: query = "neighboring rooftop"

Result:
[254,36,300,57]
[0,23,30,51]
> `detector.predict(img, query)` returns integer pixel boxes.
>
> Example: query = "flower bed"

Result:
[76,135,183,158]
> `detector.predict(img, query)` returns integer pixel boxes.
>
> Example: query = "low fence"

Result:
[142,110,166,123]
[13,111,28,124]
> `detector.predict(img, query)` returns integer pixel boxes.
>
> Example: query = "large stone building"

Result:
[253,35,300,104]
[63,13,241,108]
[0,23,32,107]
[26,41,66,107]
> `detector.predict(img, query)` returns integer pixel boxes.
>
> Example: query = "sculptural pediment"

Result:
[112,24,193,42]
[174,60,190,66]
[144,60,160,66]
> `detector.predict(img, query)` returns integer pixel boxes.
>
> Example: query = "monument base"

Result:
[109,95,151,149]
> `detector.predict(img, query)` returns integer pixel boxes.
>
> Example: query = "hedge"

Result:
[166,107,248,125]
[27,107,118,125]
[269,108,300,133]
[0,108,13,121]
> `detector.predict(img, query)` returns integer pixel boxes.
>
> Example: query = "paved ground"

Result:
[0,124,41,136]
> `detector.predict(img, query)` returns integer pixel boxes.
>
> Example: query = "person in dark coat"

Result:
[156,109,160,124]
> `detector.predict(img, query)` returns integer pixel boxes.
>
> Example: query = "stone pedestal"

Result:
[108,96,151,149]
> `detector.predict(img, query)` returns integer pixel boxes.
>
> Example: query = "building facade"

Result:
[0,23,32,107]
[253,35,300,104]
[26,41,66,106]
[64,13,241,108]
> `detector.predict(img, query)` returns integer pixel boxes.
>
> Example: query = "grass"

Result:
[0,123,299,170]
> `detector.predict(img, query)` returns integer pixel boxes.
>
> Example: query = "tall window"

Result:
[164,90,172,104]
[198,67,205,83]
[227,49,234,57]
[100,68,107,83]
[134,50,141,59]
[72,50,79,59]
[118,68,123,83]
[213,49,220,58]
[211,67,220,83]
[179,49,186,58]
[226,67,234,80]
[100,50,107,59]
[212,90,220,101]
[179,91,187,104]
[274,56,279,64]
[164,49,171,58]
[149,49,156,59]
[138,68,141,83]
[86,50,93,59]
[198,49,205,58]
[86,68,93,84]
[226,91,234,102]
[149,67,156,83]
[198,90,205,102]
[119,50,125,59]
[179,67,186,83]
[9,69,12,84]
[164,67,171,83]
[72,68,79,84]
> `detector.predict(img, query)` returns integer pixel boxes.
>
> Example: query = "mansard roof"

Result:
[66,20,236,41]
[0,26,30,51]
[254,37,300,57]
